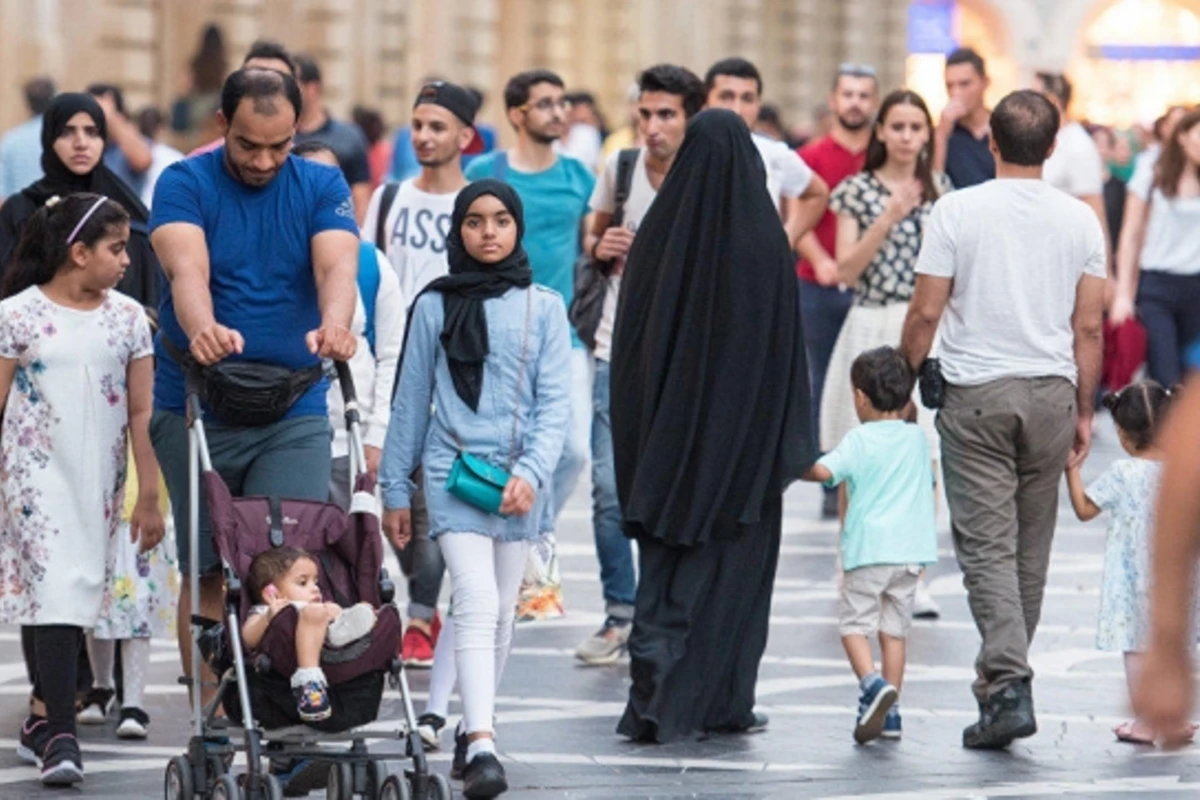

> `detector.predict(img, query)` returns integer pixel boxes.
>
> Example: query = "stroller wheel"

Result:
[211,773,241,800]
[263,774,284,800]
[377,774,411,800]
[164,755,194,800]
[427,772,452,800]
[327,762,355,800]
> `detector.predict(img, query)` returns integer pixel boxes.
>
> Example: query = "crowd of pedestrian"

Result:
[1,24,1199,799]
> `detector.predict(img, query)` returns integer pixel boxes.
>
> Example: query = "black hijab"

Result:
[21,93,150,222]
[425,179,533,411]
[610,109,817,547]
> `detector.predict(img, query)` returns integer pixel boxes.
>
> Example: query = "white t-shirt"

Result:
[1126,161,1200,275]
[587,148,659,361]
[753,132,814,210]
[140,141,184,209]
[915,179,1106,387]
[1043,122,1104,198]
[361,179,459,311]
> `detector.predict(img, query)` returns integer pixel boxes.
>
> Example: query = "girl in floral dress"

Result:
[1066,380,1192,745]
[0,193,164,786]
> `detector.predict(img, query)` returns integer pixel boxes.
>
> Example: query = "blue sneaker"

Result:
[294,680,332,723]
[854,677,898,744]
[881,707,902,740]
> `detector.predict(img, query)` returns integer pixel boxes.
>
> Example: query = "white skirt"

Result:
[819,302,940,461]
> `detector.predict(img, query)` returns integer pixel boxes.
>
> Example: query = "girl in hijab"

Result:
[611,109,817,743]
[0,92,161,307]
[380,179,571,798]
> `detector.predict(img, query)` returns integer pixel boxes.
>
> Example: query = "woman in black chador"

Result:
[611,109,818,742]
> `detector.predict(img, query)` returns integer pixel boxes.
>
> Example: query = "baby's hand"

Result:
[266,596,289,618]
[325,603,344,621]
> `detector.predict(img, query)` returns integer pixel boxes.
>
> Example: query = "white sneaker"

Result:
[326,603,377,648]
[913,579,941,620]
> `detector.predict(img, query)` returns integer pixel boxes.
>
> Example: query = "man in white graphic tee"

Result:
[361,81,477,674]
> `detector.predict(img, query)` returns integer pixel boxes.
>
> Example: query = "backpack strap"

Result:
[613,148,639,213]
[374,181,401,250]
[492,150,509,181]
[357,241,381,357]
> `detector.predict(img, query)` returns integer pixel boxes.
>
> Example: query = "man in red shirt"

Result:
[794,64,879,518]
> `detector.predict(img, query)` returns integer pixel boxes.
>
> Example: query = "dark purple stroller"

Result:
[163,362,451,800]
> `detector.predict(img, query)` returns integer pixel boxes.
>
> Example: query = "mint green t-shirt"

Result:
[465,152,595,348]
[817,420,938,571]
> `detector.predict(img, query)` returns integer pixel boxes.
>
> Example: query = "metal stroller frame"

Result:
[163,361,451,800]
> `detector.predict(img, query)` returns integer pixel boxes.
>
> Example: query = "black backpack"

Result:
[569,148,639,351]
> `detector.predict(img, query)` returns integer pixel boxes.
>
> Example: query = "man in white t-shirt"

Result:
[360,81,478,670]
[901,90,1106,751]
[573,64,706,666]
[1034,72,1110,254]
[703,57,829,247]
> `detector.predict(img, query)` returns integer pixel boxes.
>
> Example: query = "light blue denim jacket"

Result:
[379,285,572,541]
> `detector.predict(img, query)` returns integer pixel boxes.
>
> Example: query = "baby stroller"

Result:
[163,361,452,800]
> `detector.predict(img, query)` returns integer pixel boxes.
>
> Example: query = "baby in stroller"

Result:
[242,546,377,722]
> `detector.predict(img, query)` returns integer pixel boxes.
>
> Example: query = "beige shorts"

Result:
[838,564,922,638]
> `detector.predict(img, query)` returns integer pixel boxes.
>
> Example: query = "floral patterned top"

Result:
[0,286,153,626]
[1088,457,1162,652]
[829,171,953,307]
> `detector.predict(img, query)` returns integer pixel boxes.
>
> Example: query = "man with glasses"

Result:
[795,63,879,521]
[704,57,829,248]
[466,69,596,617]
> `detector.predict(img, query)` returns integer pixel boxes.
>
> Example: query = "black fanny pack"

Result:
[161,335,324,427]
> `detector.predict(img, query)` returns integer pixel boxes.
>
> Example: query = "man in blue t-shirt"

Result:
[465,69,595,526]
[148,68,359,696]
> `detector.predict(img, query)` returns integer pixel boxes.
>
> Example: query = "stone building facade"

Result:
[0,0,911,143]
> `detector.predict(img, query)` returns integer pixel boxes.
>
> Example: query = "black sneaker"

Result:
[116,707,150,739]
[40,734,84,786]
[417,712,445,750]
[450,728,468,780]
[962,680,1037,750]
[77,687,116,724]
[16,715,49,765]
[462,752,507,799]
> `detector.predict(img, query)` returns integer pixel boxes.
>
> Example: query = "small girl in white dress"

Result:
[1066,379,1189,745]
[0,193,164,785]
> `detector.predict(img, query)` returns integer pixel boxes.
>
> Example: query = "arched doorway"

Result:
[1068,0,1200,126]
[905,0,1018,115]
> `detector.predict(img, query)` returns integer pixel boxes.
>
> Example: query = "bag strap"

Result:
[611,148,639,226]
[357,241,381,357]
[374,181,400,249]
[506,288,533,470]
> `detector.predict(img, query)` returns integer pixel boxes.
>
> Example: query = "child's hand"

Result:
[325,603,344,621]
[130,496,166,553]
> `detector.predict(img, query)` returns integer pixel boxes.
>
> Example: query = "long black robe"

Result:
[610,109,817,742]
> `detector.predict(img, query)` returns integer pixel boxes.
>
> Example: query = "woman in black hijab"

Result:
[0,92,160,306]
[381,180,572,796]
[611,109,817,743]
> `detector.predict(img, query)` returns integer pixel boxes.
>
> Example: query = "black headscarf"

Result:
[21,93,150,222]
[425,179,533,411]
[610,109,817,547]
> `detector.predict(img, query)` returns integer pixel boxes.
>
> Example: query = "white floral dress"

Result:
[0,286,153,627]
[1088,457,1161,652]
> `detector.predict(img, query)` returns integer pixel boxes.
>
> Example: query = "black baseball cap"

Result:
[414,81,478,126]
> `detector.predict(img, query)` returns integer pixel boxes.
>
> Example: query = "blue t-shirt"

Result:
[465,152,595,348]
[149,149,358,417]
[817,420,938,571]
[945,125,995,189]
[1189,339,1200,370]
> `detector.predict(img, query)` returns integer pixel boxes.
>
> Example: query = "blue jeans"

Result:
[799,279,854,496]
[591,359,636,618]
[1137,270,1200,387]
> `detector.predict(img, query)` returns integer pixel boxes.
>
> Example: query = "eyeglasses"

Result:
[520,98,572,114]
[838,63,878,78]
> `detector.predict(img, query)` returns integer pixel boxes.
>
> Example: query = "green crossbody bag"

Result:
[444,289,532,517]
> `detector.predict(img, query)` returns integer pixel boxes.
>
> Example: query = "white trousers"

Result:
[438,533,530,736]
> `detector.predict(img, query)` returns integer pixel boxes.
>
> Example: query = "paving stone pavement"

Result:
[1,414,1199,798]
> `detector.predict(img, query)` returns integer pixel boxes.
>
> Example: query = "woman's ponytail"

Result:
[2,193,130,300]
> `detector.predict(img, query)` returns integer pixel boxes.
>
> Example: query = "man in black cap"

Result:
[361,80,477,683]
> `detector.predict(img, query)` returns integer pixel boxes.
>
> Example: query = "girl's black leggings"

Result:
[22,625,83,736]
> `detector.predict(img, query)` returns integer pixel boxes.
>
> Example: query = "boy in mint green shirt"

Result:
[804,346,937,745]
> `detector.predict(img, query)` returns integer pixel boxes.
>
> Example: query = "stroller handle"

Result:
[333,359,358,409]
